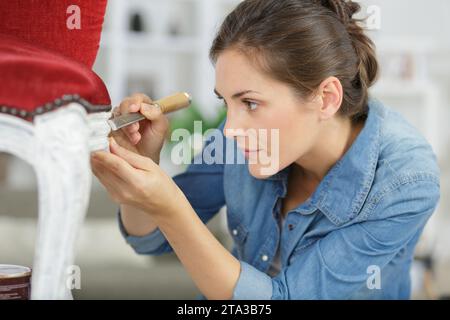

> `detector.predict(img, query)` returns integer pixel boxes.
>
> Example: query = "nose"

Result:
[224,102,248,134]
[223,118,233,139]
[223,115,242,139]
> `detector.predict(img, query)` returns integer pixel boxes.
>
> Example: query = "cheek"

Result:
[245,104,318,177]
[276,114,317,163]
[255,111,289,149]
[245,120,297,178]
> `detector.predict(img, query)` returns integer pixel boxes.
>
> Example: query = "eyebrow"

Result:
[214,89,260,99]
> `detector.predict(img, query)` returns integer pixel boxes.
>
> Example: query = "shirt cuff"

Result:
[232,261,273,300]
[117,209,167,254]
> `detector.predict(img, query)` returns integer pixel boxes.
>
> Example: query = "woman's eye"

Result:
[245,101,258,111]
[216,96,228,108]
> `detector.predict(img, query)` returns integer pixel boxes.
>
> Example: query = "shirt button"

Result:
[261,255,269,262]
[288,224,295,231]
[232,229,238,236]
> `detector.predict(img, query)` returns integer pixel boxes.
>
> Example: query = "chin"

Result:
[245,149,285,179]
[248,162,281,179]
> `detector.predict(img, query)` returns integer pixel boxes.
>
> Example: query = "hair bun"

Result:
[319,0,378,95]
[320,0,361,25]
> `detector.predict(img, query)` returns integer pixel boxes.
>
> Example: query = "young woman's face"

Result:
[215,49,322,178]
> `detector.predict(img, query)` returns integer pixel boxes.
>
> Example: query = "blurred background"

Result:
[1,0,449,299]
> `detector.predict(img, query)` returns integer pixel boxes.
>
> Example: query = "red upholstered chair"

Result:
[0,0,107,68]
[0,1,111,299]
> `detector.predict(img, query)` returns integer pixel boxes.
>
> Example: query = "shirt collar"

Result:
[277,99,383,226]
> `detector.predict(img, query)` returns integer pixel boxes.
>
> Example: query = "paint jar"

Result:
[0,264,31,300]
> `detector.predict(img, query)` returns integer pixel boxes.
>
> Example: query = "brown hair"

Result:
[210,0,379,120]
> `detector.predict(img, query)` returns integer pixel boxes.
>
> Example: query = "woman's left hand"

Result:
[93,138,240,301]
[91,137,187,221]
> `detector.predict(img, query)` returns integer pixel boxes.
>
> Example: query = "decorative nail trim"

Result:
[0,94,111,121]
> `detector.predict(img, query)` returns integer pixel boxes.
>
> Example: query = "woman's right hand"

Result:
[111,93,169,164]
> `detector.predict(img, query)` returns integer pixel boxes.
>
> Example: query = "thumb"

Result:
[140,103,163,121]
[109,137,155,170]
[139,103,168,134]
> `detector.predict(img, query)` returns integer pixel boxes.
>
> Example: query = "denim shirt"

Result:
[118,99,440,300]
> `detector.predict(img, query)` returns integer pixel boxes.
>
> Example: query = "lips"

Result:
[237,144,260,153]
[236,140,262,159]
[240,147,261,159]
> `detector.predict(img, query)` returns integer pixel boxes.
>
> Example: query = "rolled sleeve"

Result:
[116,121,227,255]
[117,210,170,255]
[232,261,273,300]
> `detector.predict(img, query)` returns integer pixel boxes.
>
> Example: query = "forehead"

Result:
[214,49,301,104]
[215,49,274,94]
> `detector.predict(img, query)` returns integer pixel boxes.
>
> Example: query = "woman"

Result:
[91,0,440,299]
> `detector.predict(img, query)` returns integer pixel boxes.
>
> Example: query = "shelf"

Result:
[100,32,201,54]
[98,0,230,115]
[371,79,438,97]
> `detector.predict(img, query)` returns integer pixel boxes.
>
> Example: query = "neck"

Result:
[294,117,364,182]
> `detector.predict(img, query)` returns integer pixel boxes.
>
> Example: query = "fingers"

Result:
[130,93,153,104]
[114,95,145,145]
[117,93,153,144]
[91,154,126,187]
[109,137,155,171]
[113,117,139,145]
[110,130,139,154]
[139,103,169,135]
[119,95,150,114]
[119,93,152,116]
[91,156,129,204]
[127,123,140,134]
[112,106,121,117]
[91,150,137,185]
[116,103,141,144]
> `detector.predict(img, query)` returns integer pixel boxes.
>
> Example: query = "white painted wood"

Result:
[0,103,110,299]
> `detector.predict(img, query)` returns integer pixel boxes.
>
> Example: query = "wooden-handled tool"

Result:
[107,92,191,131]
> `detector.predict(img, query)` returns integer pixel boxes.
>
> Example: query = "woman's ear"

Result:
[316,76,343,120]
